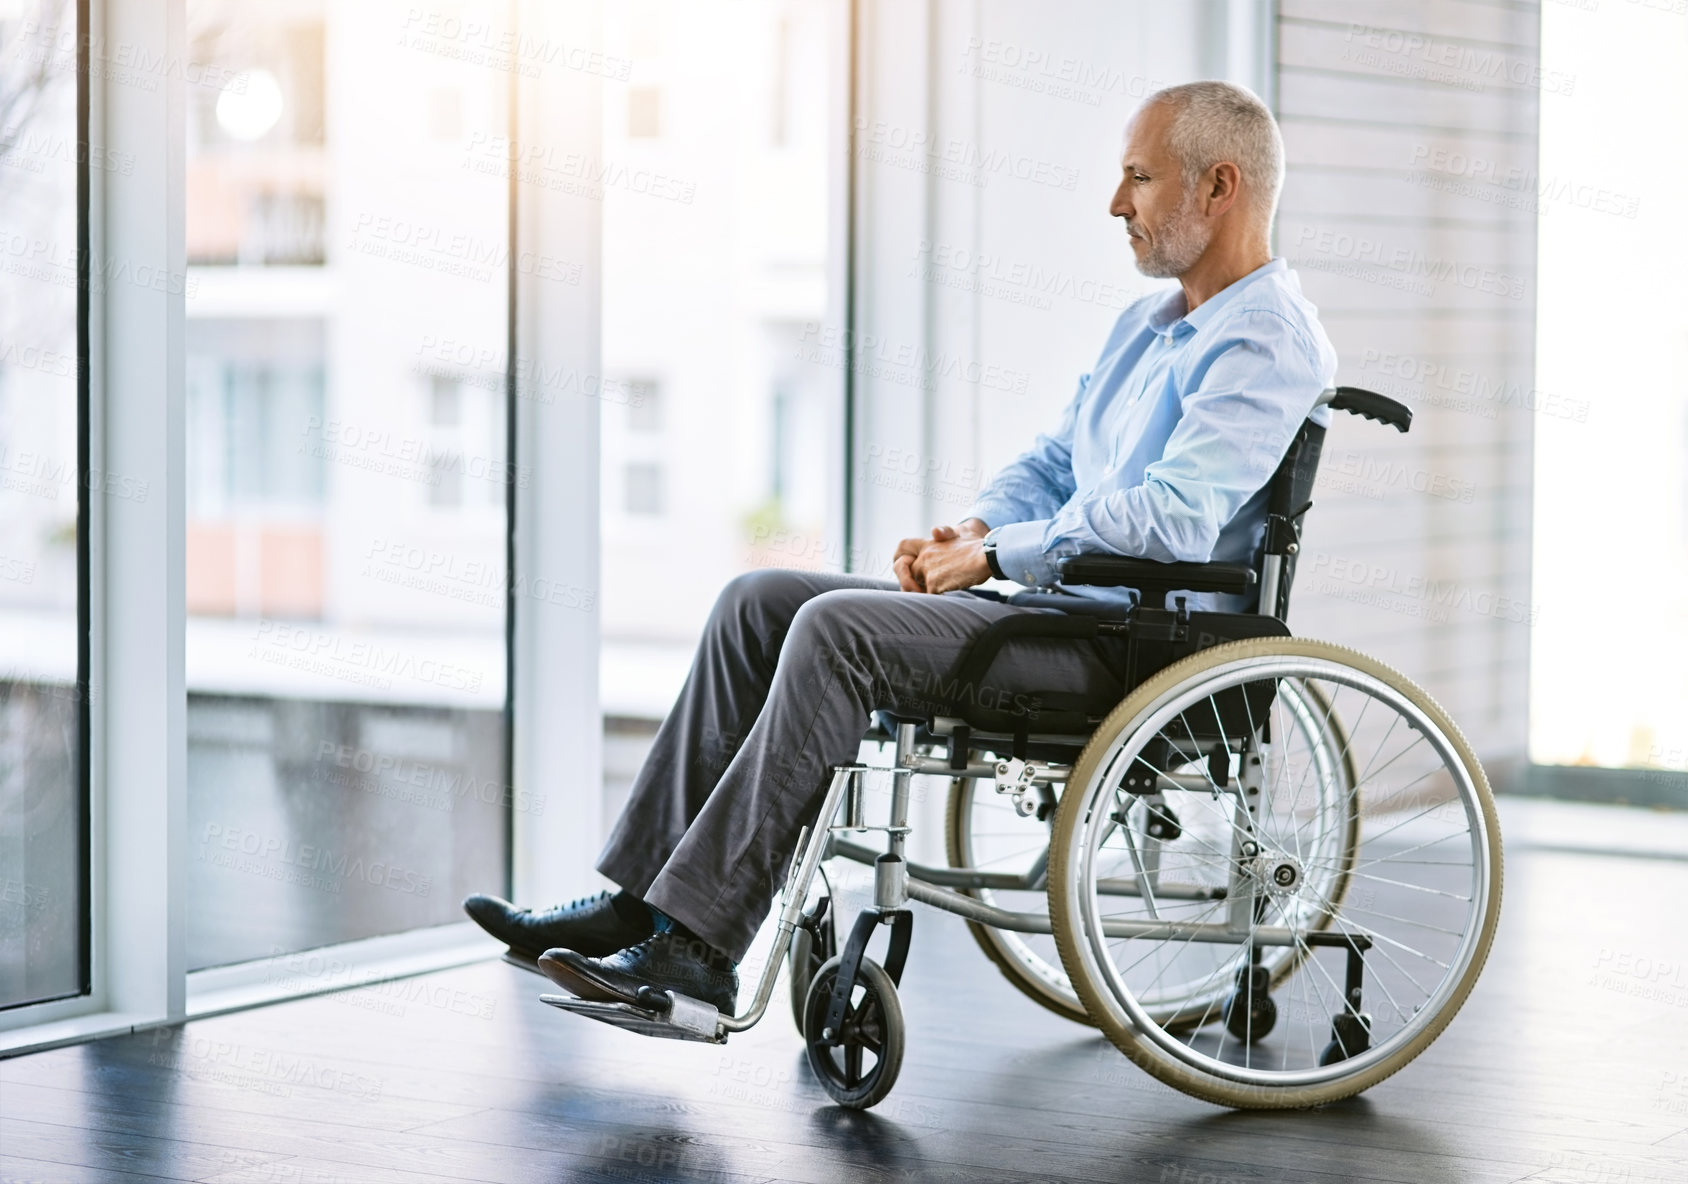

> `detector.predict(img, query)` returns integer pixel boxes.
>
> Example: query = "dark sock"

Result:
[609,890,656,936]
[649,907,736,969]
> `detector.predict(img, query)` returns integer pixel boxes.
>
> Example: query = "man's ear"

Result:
[1205,161,1242,217]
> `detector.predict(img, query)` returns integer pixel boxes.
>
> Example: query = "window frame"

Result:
[0,0,94,1028]
[0,0,859,1055]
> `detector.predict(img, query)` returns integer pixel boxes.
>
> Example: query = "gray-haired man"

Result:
[465,81,1337,1014]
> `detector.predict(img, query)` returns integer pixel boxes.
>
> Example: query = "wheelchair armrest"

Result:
[1055,555,1257,597]
[1319,385,1412,434]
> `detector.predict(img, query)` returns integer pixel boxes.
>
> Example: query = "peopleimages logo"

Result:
[1293,226,1526,300]
[248,619,486,695]
[1305,551,1539,625]
[1343,23,1577,95]
[1407,145,1640,219]
[853,116,1081,191]
[1358,349,1590,422]
[461,131,697,204]
[911,238,1134,311]
[796,321,1032,395]
[199,823,433,897]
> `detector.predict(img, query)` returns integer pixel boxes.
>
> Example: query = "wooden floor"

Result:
[4,829,1687,1183]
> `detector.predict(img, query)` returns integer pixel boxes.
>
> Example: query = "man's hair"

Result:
[1142,81,1283,225]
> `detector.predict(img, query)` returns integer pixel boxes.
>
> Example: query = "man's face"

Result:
[1110,104,1212,279]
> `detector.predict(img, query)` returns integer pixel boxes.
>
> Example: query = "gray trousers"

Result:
[596,568,1130,961]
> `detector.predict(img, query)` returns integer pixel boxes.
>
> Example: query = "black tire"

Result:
[802,955,905,1110]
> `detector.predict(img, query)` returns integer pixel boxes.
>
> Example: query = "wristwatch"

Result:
[980,528,1007,580]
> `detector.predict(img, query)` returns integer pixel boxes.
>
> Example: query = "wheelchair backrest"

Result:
[1259,419,1325,621]
[1257,387,1412,622]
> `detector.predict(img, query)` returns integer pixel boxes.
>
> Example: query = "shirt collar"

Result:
[1146,257,1288,339]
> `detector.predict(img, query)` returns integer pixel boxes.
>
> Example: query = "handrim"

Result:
[1047,637,1503,1108]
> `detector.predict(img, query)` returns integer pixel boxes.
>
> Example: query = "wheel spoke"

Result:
[1058,645,1496,1093]
[951,773,1080,1012]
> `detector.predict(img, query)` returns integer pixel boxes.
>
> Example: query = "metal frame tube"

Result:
[903,878,1305,947]
[718,764,861,1033]
[1258,552,1283,617]
[828,836,1220,900]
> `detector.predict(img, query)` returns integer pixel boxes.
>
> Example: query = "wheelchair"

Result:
[545,386,1504,1112]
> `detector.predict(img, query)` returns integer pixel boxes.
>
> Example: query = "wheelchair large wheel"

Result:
[1048,638,1502,1109]
[945,676,1357,1032]
[1115,674,1359,1033]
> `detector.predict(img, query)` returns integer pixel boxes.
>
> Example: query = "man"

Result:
[463,80,1337,1014]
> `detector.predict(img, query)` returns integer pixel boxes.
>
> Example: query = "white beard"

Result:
[1133,189,1212,279]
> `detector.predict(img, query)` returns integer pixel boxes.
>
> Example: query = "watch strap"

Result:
[981,531,1006,580]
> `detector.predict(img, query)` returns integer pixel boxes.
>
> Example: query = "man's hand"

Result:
[893,519,993,594]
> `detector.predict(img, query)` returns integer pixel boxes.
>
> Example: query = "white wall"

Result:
[847,0,1538,788]
[849,0,1223,566]
[1276,0,1538,781]
[1532,0,1688,773]
[845,0,1229,860]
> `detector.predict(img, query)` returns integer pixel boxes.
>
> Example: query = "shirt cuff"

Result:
[990,519,1058,587]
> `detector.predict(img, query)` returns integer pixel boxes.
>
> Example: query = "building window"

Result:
[771,13,791,147]
[186,319,327,515]
[624,462,665,515]
[186,13,327,265]
[628,86,662,138]
[430,374,461,427]
[627,380,663,432]
[428,459,465,509]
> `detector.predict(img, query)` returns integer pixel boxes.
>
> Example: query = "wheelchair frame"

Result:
[545,385,1481,1108]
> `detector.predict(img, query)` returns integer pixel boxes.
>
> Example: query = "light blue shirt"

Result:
[965,258,1338,613]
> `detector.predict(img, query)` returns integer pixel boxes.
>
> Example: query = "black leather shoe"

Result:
[538,931,739,1015]
[462,891,653,961]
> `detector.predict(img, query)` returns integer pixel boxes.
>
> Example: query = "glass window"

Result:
[598,0,841,822]
[184,0,510,970]
[0,0,87,1010]
[1532,4,1688,775]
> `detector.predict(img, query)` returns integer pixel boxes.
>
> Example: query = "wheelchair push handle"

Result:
[1319,386,1412,434]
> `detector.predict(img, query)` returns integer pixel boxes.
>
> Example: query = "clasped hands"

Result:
[892,518,995,594]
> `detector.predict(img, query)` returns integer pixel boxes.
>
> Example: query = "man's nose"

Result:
[1109,182,1132,219]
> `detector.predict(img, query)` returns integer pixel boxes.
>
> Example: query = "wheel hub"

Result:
[1253,851,1304,898]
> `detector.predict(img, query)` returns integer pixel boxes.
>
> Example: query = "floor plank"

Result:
[3,840,1686,1183]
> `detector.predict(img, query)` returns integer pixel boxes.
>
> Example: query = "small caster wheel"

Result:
[802,955,904,1110]
[789,927,816,1033]
[1319,1011,1373,1065]
[789,900,834,1034]
[1222,991,1276,1042]
[1222,965,1277,1043]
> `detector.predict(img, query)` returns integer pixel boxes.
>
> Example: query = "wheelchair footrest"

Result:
[540,990,727,1044]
